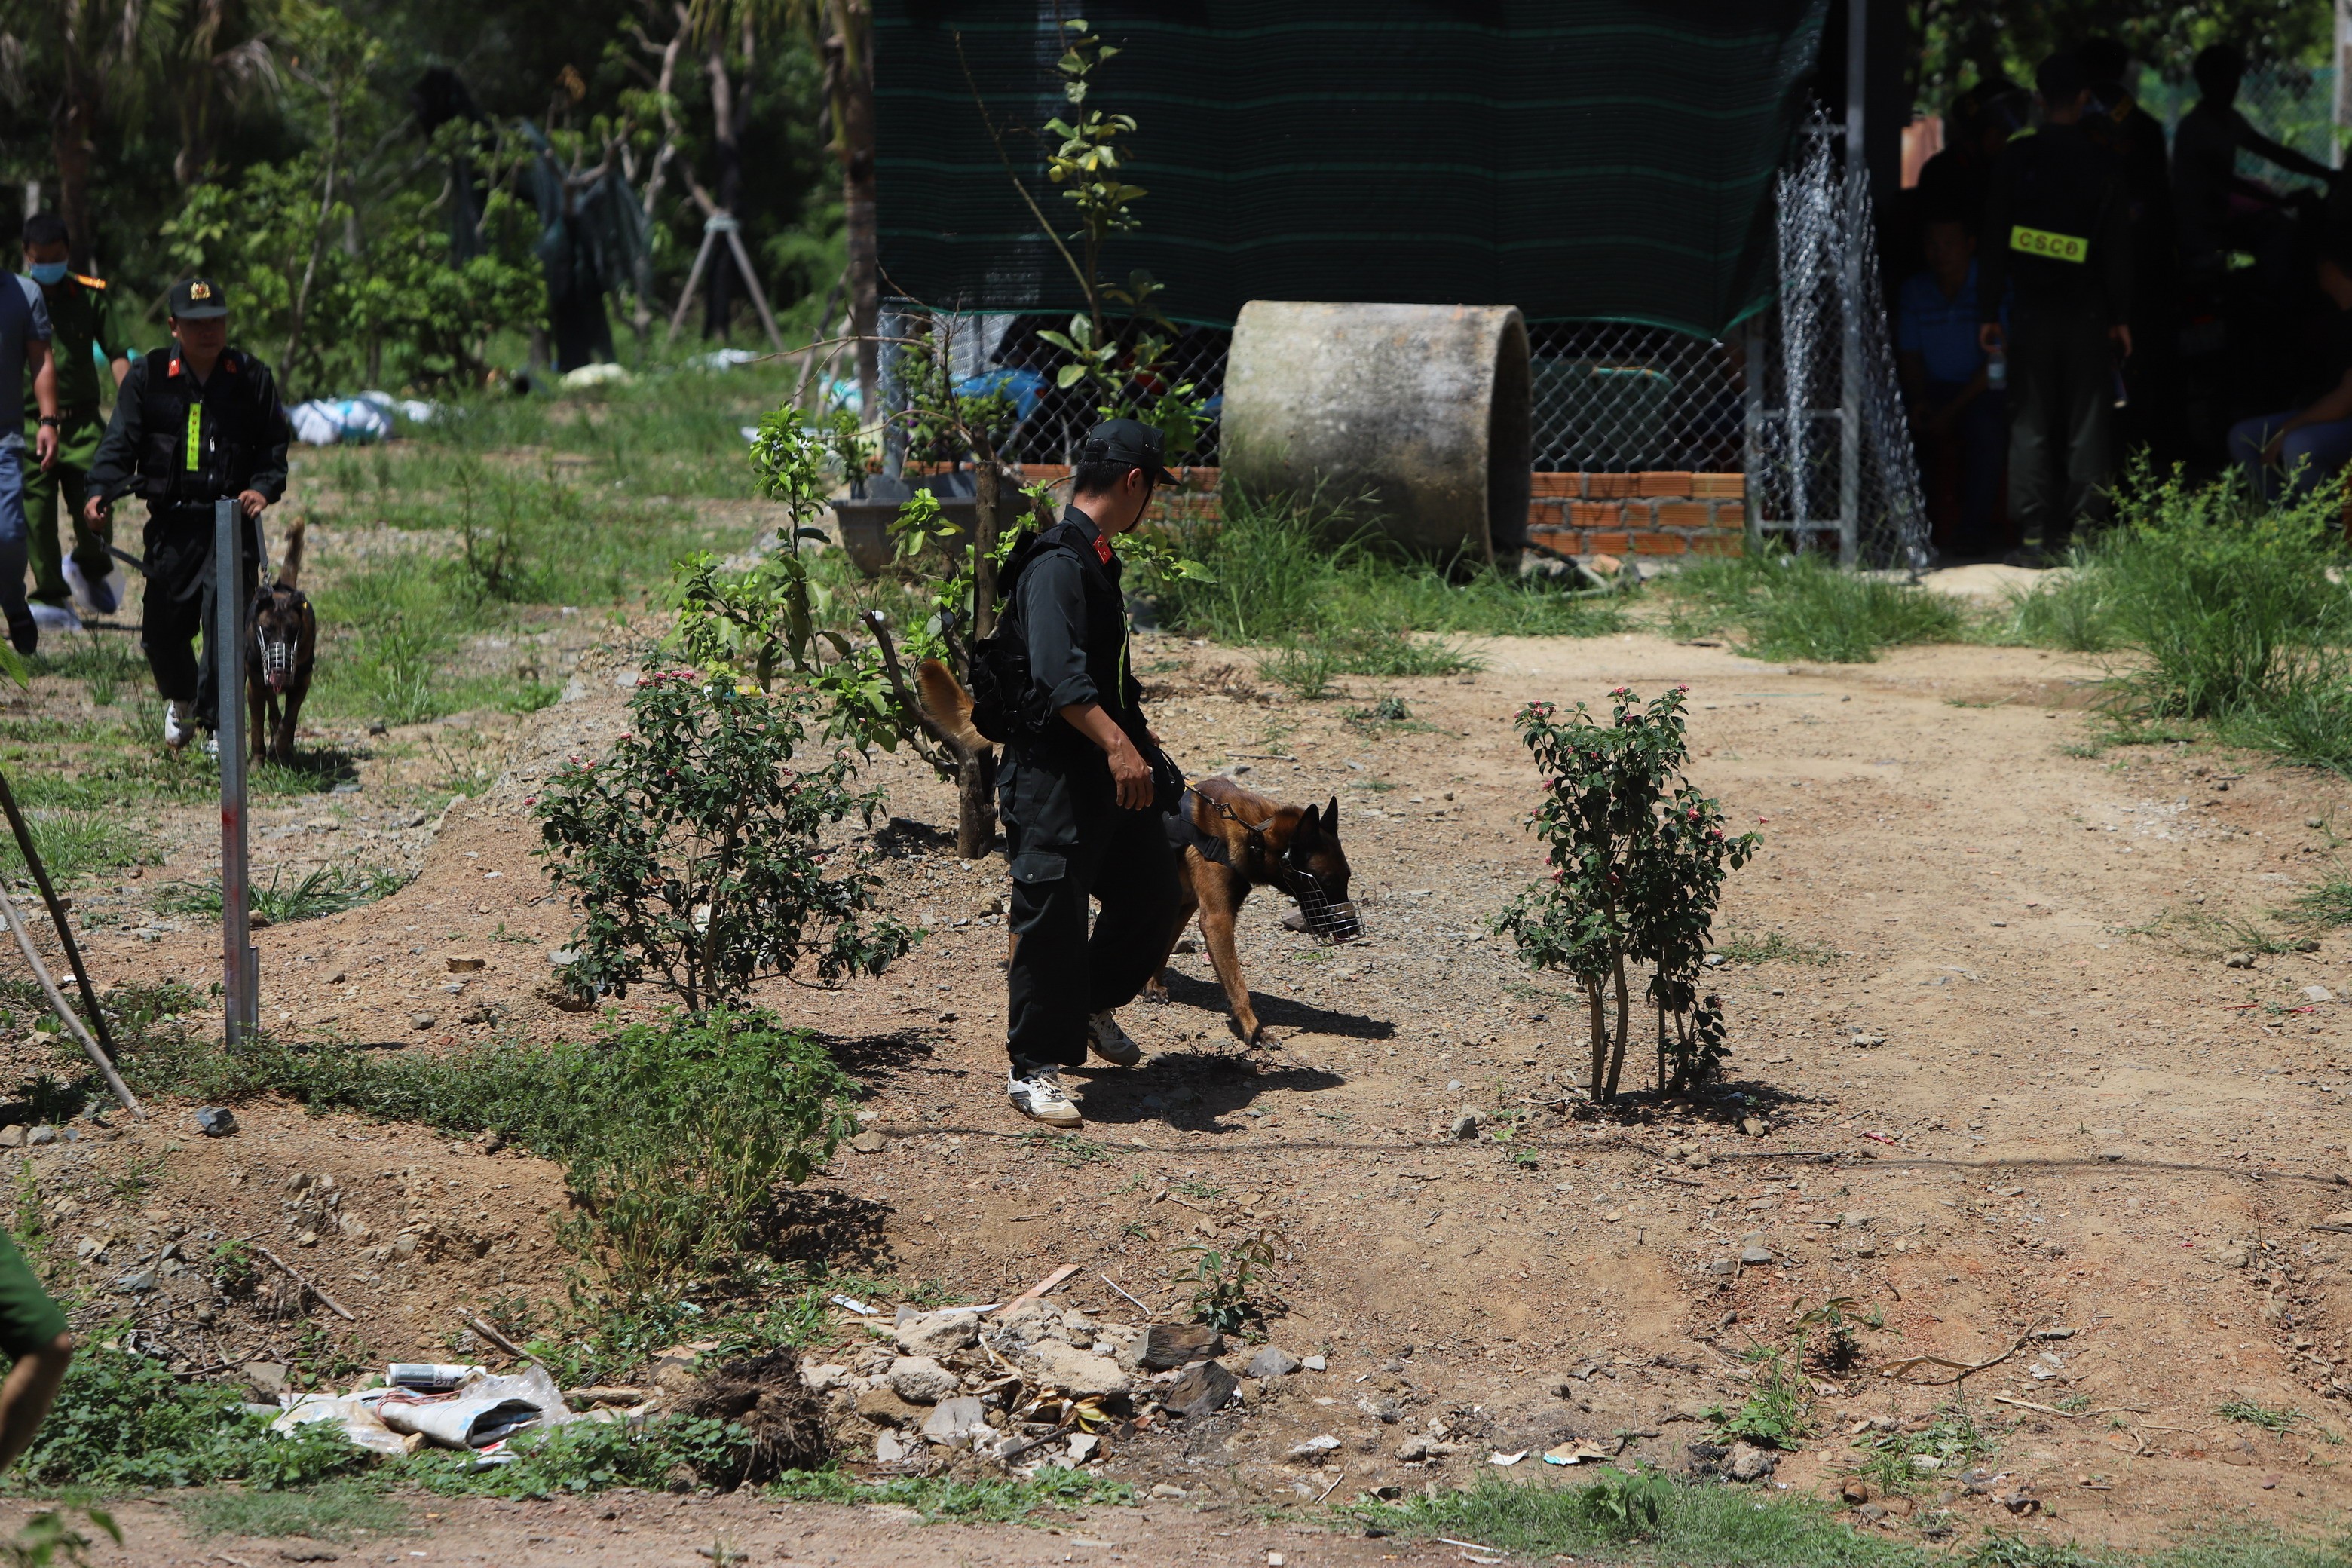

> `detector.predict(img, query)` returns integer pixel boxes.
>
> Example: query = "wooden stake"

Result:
[247,1239,357,1321]
[0,884,143,1118]
[0,767,117,1062]
[464,1314,531,1361]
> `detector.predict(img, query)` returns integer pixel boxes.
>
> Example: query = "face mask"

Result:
[26,262,66,286]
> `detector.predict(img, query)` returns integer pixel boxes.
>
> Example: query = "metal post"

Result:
[1837,0,1867,567]
[877,302,907,481]
[214,498,256,1046]
[1741,315,1769,550]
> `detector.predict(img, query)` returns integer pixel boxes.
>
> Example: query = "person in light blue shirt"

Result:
[1898,217,2007,559]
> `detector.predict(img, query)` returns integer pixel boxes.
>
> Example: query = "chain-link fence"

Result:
[1744,112,1931,569]
[1527,324,1745,473]
[889,110,1925,568]
[891,308,1752,479]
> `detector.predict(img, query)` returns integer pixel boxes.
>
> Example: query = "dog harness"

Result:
[1164,786,1364,942]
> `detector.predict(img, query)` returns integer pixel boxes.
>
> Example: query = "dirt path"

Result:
[24,626,2352,1557]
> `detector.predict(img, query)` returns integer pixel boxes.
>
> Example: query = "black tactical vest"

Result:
[135,348,277,503]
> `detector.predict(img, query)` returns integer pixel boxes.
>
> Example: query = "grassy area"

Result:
[1343,1474,2351,1568]
[113,1005,855,1291]
[1149,490,1628,696]
[767,1468,1135,1520]
[284,361,813,727]
[1658,548,1967,662]
[178,1481,410,1541]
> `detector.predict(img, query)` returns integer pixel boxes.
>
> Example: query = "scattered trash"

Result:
[387,1364,482,1392]
[1543,1441,1615,1465]
[1288,1433,1342,1460]
[830,1294,878,1316]
[267,1363,579,1456]
[559,363,632,390]
[194,1107,237,1137]
[1490,1449,1527,1465]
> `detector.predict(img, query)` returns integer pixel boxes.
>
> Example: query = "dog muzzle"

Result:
[1281,867,1363,944]
[260,639,296,693]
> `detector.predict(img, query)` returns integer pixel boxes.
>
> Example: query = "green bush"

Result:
[535,672,915,1012]
[123,1009,858,1288]
[400,1413,750,1499]
[18,1346,366,1491]
[2092,469,2352,722]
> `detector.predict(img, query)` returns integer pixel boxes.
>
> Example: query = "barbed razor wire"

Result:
[1747,109,1931,570]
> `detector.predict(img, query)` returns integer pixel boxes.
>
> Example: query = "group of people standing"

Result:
[2,214,289,746]
[1897,41,2352,564]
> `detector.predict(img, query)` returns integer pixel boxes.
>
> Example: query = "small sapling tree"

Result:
[1495,686,1757,1104]
[534,672,915,1013]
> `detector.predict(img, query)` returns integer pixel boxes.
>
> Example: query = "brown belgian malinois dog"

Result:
[917,660,1360,1046]
[1148,774,1360,1044]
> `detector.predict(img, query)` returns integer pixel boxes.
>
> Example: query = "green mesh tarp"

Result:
[874,1,1830,337]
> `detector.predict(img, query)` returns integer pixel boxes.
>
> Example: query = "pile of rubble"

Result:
[808,1294,1318,1474]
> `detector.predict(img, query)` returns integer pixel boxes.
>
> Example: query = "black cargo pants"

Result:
[1000,743,1180,1071]
[2007,305,2118,555]
[142,501,259,730]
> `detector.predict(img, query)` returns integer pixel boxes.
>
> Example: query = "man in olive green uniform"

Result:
[20,213,131,632]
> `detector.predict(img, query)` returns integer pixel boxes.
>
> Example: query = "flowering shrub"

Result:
[1493,687,1758,1102]
[534,672,916,1013]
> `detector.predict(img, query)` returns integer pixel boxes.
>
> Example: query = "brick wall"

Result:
[923,464,1745,554]
[1525,471,1746,558]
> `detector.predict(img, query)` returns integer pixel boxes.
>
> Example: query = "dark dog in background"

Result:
[247,518,315,764]
[1149,774,1359,1045]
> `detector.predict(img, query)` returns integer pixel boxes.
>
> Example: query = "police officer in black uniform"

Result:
[1978,51,2132,566]
[84,277,291,749]
[994,418,1181,1127]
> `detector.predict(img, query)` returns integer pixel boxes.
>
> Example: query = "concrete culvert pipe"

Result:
[1220,302,1531,564]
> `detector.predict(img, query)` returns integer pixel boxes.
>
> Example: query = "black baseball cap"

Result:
[1079,417,1176,484]
[169,277,228,320]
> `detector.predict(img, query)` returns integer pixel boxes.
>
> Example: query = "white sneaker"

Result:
[1007,1064,1083,1126]
[1086,1010,1142,1067]
[28,602,80,634]
[63,559,120,617]
[163,700,195,749]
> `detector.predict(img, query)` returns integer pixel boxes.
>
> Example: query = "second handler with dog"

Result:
[986,419,1182,1127]
[85,277,290,750]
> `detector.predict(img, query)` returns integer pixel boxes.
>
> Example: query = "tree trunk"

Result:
[973,460,1001,642]
[1585,979,1608,1103]
[954,746,997,859]
[703,38,744,341]
[1604,951,1632,1101]
[51,110,97,273]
